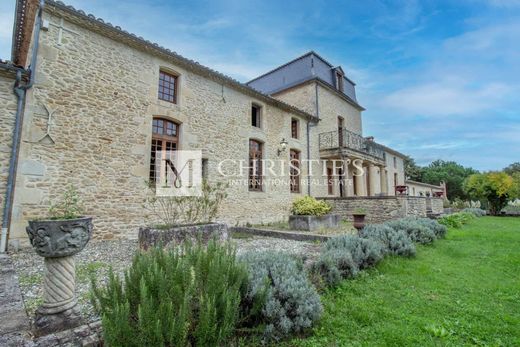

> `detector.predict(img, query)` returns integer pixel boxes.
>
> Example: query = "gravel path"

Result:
[10,235,320,324]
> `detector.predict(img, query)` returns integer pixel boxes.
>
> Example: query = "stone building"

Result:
[1,0,427,248]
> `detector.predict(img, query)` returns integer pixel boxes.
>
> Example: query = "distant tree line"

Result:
[404,158,520,215]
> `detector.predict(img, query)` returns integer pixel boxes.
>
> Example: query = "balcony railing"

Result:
[318,129,386,160]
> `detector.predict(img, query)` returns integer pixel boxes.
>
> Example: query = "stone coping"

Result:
[230,226,332,242]
[319,196,443,200]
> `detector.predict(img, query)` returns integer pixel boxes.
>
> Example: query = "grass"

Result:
[286,216,520,346]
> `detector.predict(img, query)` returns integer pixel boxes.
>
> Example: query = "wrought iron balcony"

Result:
[318,129,386,160]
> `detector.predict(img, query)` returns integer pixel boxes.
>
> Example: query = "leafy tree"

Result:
[421,160,478,200]
[503,162,520,175]
[463,172,518,215]
[404,156,423,181]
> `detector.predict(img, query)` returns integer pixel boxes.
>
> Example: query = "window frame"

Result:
[149,117,180,184]
[249,139,263,192]
[251,103,262,128]
[289,149,301,193]
[335,71,344,92]
[158,70,178,104]
[291,118,299,139]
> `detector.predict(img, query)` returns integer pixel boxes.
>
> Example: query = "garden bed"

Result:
[11,235,320,325]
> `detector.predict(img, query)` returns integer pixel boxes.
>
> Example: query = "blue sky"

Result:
[1,0,519,171]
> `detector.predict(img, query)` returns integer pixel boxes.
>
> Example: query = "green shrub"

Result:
[462,208,486,217]
[291,196,332,216]
[91,241,249,347]
[324,235,383,270]
[360,224,416,257]
[385,218,436,244]
[239,251,322,342]
[311,248,359,287]
[412,217,447,239]
[438,211,476,228]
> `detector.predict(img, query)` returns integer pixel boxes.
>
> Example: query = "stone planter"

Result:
[138,222,228,250]
[288,214,340,232]
[26,217,93,336]
[352,213,366,231]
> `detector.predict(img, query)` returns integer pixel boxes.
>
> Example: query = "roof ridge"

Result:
[33,1,319,121]
[246,51,319,84]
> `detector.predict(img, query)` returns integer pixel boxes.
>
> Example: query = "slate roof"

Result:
[246,51,364,110]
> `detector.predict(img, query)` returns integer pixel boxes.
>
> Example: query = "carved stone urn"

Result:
[26,216,93,336]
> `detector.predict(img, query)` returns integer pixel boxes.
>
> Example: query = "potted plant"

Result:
[352,208,367,231]
[139,180,229,249]
[289,196,339,231]
[26,185,92,258]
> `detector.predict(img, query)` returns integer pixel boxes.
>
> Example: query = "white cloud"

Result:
[381,81,511,116]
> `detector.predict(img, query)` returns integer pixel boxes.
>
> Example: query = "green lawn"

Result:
[288,216,520,346]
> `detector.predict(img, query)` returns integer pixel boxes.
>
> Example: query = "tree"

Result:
[404,156,423,181]
[503,162,520,175]
[463,172,517,215]
[421,160,478,201]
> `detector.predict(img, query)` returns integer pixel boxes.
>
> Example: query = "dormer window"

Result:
[335,71,344,92]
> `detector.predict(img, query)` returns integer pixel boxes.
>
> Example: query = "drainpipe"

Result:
[1,0,45,253]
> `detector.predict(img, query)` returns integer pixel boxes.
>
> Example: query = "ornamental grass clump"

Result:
[239,251,322,342]
[291,196,332,216]
[324,235,384,270]
[91,240,250,347]
[385,217,436,245]
[359,224,416,257]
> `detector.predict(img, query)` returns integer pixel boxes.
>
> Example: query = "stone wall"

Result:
[431,197,443,215]
[0,72,17,233]
[322,196,405,223]
[8,7,311,245]
[321,196,444,223]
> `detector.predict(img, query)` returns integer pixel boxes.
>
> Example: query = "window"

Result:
[338,116,344,146]
[249,139,263,191]
[327,167,334,195]
[251,104,261,128]
[289,149,300,193]
[393,156,397,168]
[158,70,178,103]
[335,71,344,92]
[291,118,299,139]
[150,118,179,183]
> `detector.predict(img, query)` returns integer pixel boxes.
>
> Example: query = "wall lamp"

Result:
[277,138,289,156]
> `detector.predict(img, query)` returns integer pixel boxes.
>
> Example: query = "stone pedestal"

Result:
[26,217,92,337]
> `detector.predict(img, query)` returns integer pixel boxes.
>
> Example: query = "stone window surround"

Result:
[145,115,184,183]
[291,117,299,139]
[248,138,264,192]
[157,66,183,108]
[251,102,263,129]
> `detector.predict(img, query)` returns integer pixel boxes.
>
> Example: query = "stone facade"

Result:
[6,5,312,245]
[384,151,406,196]
[406,179,446,197]
[0,71,18,233]
[321,196,444,223]
[2,0,414,246]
